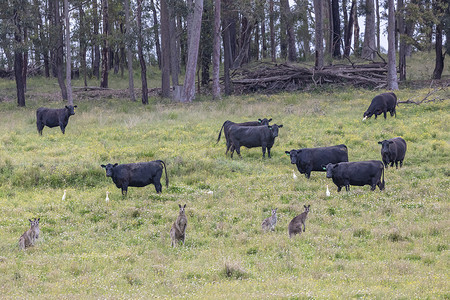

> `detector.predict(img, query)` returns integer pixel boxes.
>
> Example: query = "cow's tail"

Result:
[216,121,226,144]
[158,160,169,188]
[380,163,385,190]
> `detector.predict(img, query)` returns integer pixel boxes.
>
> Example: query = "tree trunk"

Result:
[269,0,276,62]
[13,9,25,107]
[222,4,232,96]
[22,27,28,92]
[398,0,406,81]
[261,16,267,59]
[280,0,288,60]
[344,0,355,57]
[160,0,171,98]
[212,0,221,99]
[376,0,380,52]
[79,4,87,87]
[200,0,213,86]
[137,0,148,104]
[182,0,204,102]
[362,0,376,60]
[64,0,73,105]
[331,0,341,58]
[54,0,67,100]
[168,4,179,86]
[125,0,135,101]
[314,0,324,69]
[387,0,399,90]
[93,0,100,79]
[100,0,109,88]
[150,0,161,70]
[432,23,444,79]
[353,1,360,57]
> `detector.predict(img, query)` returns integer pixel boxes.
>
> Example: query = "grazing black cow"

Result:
[378,137,407,168]
[101,160,169,196]
[325,160,385,192]
[229,124,283,158]
[36,105,77,135]
[285,144,349,179]
[363,92,397,120]
[217,118,272,155]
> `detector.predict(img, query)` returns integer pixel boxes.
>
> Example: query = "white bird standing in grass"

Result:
[293,171,298,179]
[326,185,331,197]
[62,190,66,201]
[105,191,110,203]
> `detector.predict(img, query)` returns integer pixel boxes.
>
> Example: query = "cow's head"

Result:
[258,118,272,126]
[101,163,118,177]
[268,124,283,137]
[285,149,301,164]
[324,163,338,178]
[65,105,77,116]
[378,140,393,155]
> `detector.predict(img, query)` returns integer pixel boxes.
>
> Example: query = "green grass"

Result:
[0,84,449,298]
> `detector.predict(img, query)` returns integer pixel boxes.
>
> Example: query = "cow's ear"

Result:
[268,118,272,122]
[258,119,262,123]
[378,141,383,144]
[113,163,118,167]
[321,164,326,170]
[268,126,272,129]
[278,124,283,128]
[285,151,290,155]
[74,105,77,108]
[389,141,394,144]
[65,105,69,109]
[101,164,106,168]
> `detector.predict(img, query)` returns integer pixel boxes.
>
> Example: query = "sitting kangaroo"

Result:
[261,208,277,232]
[170,204,187,247]
[288,205,310,238]
[19,218,40,250]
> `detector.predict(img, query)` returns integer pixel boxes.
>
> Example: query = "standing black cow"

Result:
[285,144,349,179]
[36,105,77,135]
[217,118,272,155]
[325,160,385,192]
[363,92,397,120]
[229,124,283,158]
[101,160,169,196]
[378,137,407,168]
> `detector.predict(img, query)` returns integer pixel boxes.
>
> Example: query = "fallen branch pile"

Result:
[231,62,388,93]
[398,83,449,105]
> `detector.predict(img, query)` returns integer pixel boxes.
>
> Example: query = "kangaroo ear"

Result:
[304,205,307,208]
[184,204,186,208]
[29,219,32,223]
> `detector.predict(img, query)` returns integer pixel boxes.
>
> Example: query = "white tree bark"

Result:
[64,0,73,105]
[212,0,221,99]
[313,0,324,69]
[387,0,399,90]
[181,0,204,102]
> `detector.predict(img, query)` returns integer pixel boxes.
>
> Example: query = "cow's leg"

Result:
[395,161,399,169]
[383,111,387,119]
[122,185,128,197]
[337,186,342,192]
[60,124,66,134]
[155,182,162,193]
[390,162,394,168]
[267,147,272,158]
[261,146,266,158]
[235,146,242,158]
[400,160,403,168]
[37,122,44,135]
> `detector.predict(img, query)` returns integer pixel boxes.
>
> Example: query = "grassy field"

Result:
[0,77,449,298]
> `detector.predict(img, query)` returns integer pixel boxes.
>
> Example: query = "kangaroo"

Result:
[19,218,40,250]
[170,204,187,247]
[288,205,310,238]
[261,208,277,232]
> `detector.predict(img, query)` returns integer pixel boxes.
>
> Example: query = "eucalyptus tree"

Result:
[331,0,341,58]
[387,0,398,90]
[212,0,220,99]
[313,0,324,69]
[100,0,109,88]
[362,0,376,60]
[124,0,135,101]
[136,0,148,104]
[64,0,73,105]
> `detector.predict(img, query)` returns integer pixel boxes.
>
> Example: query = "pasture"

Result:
[0,83,449,298]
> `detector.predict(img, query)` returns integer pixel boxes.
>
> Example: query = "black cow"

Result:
[101,160,169,196]
[217,118,272,155]
[229,124,283,158]
[378,137,407,168]
[36,105,77,135]
[363,92,397,120]
[285,144,349,179]
[325,160,385,192]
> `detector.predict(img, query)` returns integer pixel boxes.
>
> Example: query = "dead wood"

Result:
[398,83,449,105]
